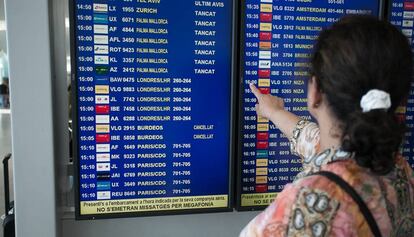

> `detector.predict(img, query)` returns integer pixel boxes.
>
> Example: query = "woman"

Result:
[240,16,414,237]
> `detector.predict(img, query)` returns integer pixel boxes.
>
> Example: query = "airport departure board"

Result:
[238,0,382,210]
[389,0,414,169]
[71,0,235,219]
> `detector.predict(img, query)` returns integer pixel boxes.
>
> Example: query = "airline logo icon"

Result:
[95,85,109,94]
[257,116,269,123]
[405,2,414,10]
[256,150,269,158]
[94,14,108,24]
[259,60,271,69]
[256,185,268,193]
[403,20,414,27]
[96,124,110,133]
[96,134,110,143]
[256,158,269,166]
[260,4,273,13]
[256,176,268,184]
[95,76,109,84]
[257,123,269,132]
[95,66,109,75]
[256,168,268,176]
[97,191,111,200]
[260,23,272,31]
[94,35,108,44]
[403,11,414,19]
[259,32,272,41]
[96,144,110,153]
[259,42,271,50]
[259,87,270,94]
[94,24,108,34]
[93,3,108,13]
[256,184,268,193]
[396,114,406,123]
[258,79,270,87]
[258,69,271,78]
[97,172,111,181]
[97,182,111,191]
[256,184,269,193]
[96,105,110,114]
[257,132,269,140]
[95,95,109,104]
[96,115,110,124]
[403,29,413,37]
[94,45,108,54]
[260,13,272,22]
[259,51,271,59]
[96,153,110,162]
[257,141,269,149]
[96,163,110,172]
[95,55,109,65]
[396,106,407,114]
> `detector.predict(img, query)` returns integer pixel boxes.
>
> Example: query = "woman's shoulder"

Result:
[289,159,394,236]
[239,175,342,237]
[252,162,362,237]
[394,153,414,176]
[284,175,342,237]
[303,155,414,236]
[240,157,414,237]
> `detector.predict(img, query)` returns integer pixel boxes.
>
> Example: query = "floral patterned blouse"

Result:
[240,120,414,237]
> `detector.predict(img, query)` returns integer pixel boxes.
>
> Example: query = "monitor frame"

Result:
[70,0,238,220]
[235,0,385,212]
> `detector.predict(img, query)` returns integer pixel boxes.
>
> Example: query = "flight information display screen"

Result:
[389,0,414,170]
[71,0,235,219]
[238,0,382,210]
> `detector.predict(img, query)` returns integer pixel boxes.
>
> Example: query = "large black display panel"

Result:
[71,0,235,219]
[389,0,414,170]
[238,0,382,210]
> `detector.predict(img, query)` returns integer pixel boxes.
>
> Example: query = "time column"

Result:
[242,0,261,194]
[76,2,99,201]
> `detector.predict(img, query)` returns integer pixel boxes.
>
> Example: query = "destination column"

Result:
[133,1,171,200]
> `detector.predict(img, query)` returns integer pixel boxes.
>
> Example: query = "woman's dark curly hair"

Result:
[311,15,413,175]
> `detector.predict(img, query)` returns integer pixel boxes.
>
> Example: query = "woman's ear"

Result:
[307,76,323,116]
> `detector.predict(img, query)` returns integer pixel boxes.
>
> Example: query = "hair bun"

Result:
[342,110,404,174]
[311,16,412,175]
